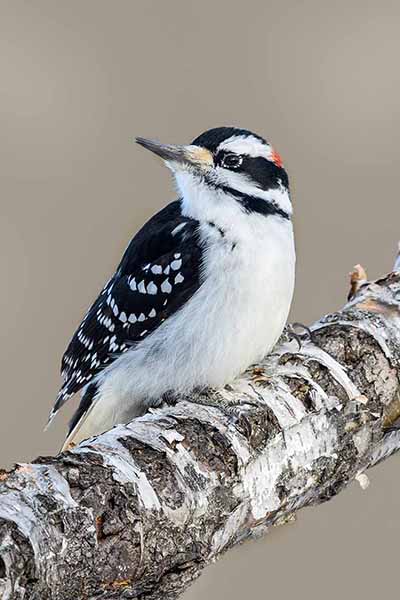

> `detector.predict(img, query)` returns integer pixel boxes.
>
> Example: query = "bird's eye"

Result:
[221,153,243,169]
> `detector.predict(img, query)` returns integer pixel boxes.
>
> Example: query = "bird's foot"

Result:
[287,322,315,351]
[161,390,182,407]
[161,388,206,408]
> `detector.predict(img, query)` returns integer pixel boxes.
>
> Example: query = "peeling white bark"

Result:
[1,266,400,600]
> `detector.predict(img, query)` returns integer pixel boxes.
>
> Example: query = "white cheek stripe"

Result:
[218,135,273,160]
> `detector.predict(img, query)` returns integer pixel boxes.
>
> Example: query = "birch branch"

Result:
[1,256,400,600]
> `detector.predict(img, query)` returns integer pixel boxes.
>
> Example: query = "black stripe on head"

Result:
[192,127,267,153]
[219,185,291,220]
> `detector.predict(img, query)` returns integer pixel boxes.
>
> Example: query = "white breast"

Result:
[173,214,295,387]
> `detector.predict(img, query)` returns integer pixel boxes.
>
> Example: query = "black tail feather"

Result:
[68,383,99,435]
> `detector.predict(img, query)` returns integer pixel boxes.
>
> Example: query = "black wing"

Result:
[52,200,203,417]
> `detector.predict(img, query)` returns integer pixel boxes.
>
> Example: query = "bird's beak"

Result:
[136,137,214,172]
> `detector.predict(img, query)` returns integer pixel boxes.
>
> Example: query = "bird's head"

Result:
[136,127,291,222]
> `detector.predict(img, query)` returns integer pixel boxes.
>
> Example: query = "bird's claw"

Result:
[287,322,315,351]
[161,391,180,406]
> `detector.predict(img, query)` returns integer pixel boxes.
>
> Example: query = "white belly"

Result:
[96,215,295,417]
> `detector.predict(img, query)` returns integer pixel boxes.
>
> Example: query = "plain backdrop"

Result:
[1,1,400,598]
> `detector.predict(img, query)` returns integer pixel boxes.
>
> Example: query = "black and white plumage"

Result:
[55,205,201,411]
[51,127,296,449]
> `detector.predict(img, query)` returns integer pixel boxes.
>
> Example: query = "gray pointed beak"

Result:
[135,137,214,171]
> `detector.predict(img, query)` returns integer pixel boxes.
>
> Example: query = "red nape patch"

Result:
[271,148,284,168]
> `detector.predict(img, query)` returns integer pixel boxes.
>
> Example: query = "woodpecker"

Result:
[49,127,296,450]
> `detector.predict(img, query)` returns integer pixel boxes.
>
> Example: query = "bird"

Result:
[49,126,296,451]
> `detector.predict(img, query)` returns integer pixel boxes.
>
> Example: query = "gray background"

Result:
[1,1,399,598]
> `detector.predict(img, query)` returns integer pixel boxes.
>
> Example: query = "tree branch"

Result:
[1,256,400,600]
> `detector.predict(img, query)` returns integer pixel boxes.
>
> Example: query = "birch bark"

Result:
[1,263,400,600]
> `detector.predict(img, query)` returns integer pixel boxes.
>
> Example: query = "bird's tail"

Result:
[44,387,73,431]
[61,383,101,451]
